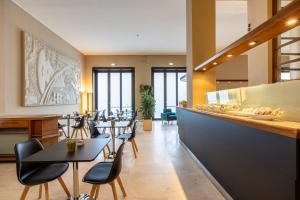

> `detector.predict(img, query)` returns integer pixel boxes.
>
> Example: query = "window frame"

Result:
[151,67,187,120]
[93,67,135,114]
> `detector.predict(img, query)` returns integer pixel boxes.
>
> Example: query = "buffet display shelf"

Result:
[185,108,300,139]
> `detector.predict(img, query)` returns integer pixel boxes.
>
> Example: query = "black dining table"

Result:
[23,138,110,200]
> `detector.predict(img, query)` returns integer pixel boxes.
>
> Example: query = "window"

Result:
[93,68,135,115]
[152,67,187,119]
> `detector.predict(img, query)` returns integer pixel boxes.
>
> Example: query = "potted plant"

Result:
[139,84,155,131]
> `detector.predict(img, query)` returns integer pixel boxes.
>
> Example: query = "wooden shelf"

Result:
[194,0,300,72]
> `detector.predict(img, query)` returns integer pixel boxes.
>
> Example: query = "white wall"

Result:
[0,0,85,115]
[247,0,271,86]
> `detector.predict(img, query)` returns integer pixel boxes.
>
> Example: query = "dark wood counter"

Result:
[177,107,300,200]
[0,115,61,161]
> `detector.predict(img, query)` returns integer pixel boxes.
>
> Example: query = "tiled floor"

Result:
[0,121,225,200]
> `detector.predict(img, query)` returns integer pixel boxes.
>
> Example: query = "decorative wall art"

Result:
[23,31,81,106]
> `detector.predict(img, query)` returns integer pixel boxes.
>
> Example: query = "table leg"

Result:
[112,127,116,155]
[70,162,89,200]
[67,117,71,138]
[73,162,79,198]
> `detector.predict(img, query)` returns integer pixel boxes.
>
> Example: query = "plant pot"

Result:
[143,119,152,131]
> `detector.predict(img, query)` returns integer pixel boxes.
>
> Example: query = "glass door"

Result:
[152,67,187,119]
[94,68,135,116]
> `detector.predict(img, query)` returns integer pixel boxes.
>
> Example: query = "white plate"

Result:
[250,115,278,121]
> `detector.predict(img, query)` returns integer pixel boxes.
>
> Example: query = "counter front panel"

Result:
[177,107,299,200]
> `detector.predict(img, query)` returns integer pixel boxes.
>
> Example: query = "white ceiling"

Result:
[12,0,248,55]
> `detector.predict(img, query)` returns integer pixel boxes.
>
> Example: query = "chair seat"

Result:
[168,115,177,120]
[117,133,131,141]
[82,162,113,184]
[22,163,69,186]
[58,124,66,128]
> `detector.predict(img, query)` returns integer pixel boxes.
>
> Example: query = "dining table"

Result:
[23,138,110,200]
[95,121,130,157]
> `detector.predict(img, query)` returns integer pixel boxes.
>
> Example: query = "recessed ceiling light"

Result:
[287,19,298,25]
[168,62,174,66]
[111,63,116,66]
[203,68,207,71]
[227,54,233,58]
[213,62,218,65]
[249,41,257,46]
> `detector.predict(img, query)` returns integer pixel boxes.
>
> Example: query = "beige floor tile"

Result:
[0,121,225,200]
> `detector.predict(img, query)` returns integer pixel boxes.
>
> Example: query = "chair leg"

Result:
[20,186,30,200]
[95,185,100,199]
[71,128,76,138]
[80,129,83,140]
[38,184,42,199]
[117,176,127,197]
[131,141,137,158]
[132,139,138,152]
[58,177,71,197]
[110,181,118,200]
[83,127,88,137]
[89,185,97,199]
[44,183,49,200]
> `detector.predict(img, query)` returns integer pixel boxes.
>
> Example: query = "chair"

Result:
[71,116,88,139]
[89,120,111,158]
[14,139,70,200]
[117,121,138,158]
[83,143,127,200]
[161,108,177,124]
[58,122,68,138]
[92,111,100,122]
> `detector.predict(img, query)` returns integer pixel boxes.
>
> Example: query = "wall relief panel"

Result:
[23,31,80,106]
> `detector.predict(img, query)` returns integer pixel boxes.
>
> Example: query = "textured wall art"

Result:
[23,31,80,106]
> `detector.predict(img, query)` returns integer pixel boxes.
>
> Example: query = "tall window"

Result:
[93,68,135,115]
[152,67,187,119]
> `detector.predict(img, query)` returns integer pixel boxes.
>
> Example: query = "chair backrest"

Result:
[14,139,44,184]
[129,121,137,139]
[78,116,85,128]
[107,143,125,182]
[88,120,100,138]
[92,111,99,121]
[163,108,172,113]
[73,111,80,117]
[101,110,107,122]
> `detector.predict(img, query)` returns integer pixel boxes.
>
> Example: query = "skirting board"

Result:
[180,140,234,200]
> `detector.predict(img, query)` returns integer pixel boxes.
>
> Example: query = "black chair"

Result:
[71,116,88,139]
[92,111,100,122]
[83,143,127,200]
[89,120,111,158]
[14,139,70,200]
[73,111,81,123]
[58,122,68,138]
[117,121,138,158]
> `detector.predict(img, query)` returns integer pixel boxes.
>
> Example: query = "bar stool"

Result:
[82,143,127,200]
[71,117,88,139]
[14,139,70,200]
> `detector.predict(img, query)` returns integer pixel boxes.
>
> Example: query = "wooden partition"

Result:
[0,115,60,161]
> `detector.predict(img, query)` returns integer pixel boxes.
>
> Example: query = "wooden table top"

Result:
[180,107,300,139]
[0,114,62,120]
